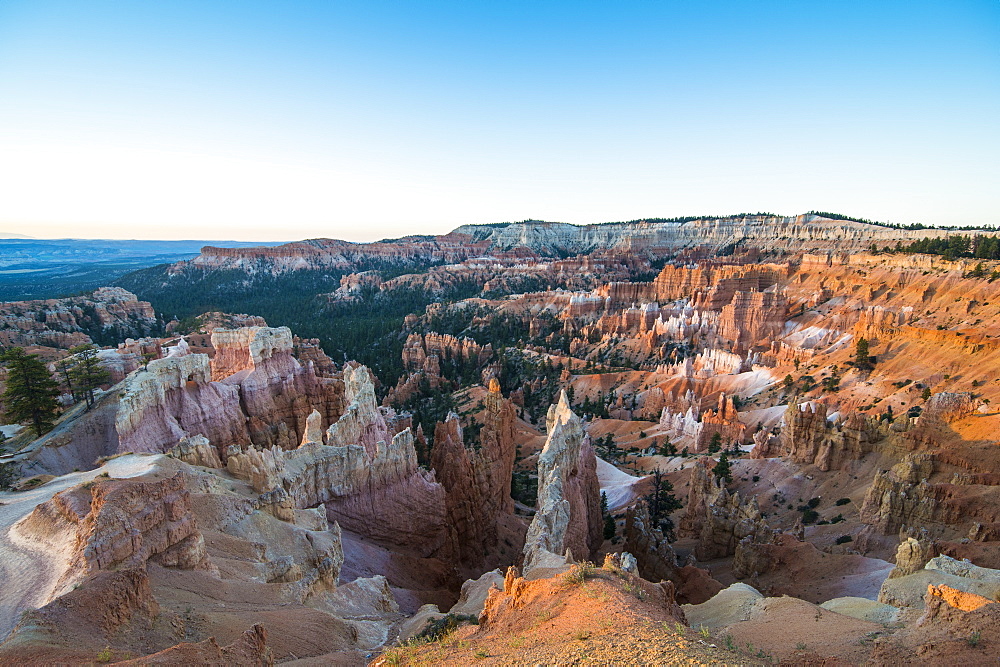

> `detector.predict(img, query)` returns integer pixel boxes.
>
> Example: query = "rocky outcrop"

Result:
[922,584,995,618]
[457,214,972,256]
[16,472,210,592]
[623,505,680,584]
[75,472,210,573]
[621,504,723,604]
[859,455,963,536]
[212,327,344,450]
[698,393,747,452]
[430,379,519,573]
[922,392,981,425]
[780,403,879,471]
[717,289,786,352]
[324,365,390,450]
[888,534,937,579]
[522,392,602,573]
[679,459,775,562]
[167,434,223,468]
[226,365,450,558]
[402,332,493,374]
[115,326,345,458]
[0,568,163,664]
[115,353,250,455]
[479,563,685,635]
[193,234,492,274]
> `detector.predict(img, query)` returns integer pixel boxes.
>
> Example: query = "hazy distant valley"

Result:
[0,238,281,301]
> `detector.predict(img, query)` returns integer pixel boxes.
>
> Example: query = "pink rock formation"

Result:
[115,353,250,455]
[430,379,519,573]
[225,364,451,558]
[212,327,344,449]
[402,332,493,374]
[698,393,747,451]
[18,471,210,592]
[115,326,344,457]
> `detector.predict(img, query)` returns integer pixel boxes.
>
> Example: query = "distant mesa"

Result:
[0,232,35,239]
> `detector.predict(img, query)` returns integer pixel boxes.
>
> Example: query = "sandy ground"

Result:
[0,454,163,641]
[377,567,761,666]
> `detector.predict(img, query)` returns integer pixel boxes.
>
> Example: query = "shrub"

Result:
[835,498,851,506]
[835,535,853,545]
[560,562,596,587]
[415,613,479,642]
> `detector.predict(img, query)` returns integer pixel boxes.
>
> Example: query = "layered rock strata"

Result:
[226,365,450,558]
[115,326,344,457]
[16,471,210,593]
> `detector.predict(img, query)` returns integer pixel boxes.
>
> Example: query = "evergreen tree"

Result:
[854,337,873,370]
[68,344,112,409]
[713,451,733,484]
[645,468,682,540]
[56,358,78,404]
[708,431,723,454]
[601,492,616,540]
[1,348,60,436]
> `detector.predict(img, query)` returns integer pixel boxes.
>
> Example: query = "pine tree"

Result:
[708,431,723,454]
[713,451,733,484]
[68,344,111,409]
[1,348,60,436]
[855,337,872,369]
[56,358,78,403]
[659,440,677,457]
[645,468,682,541]
[601,492,616,540]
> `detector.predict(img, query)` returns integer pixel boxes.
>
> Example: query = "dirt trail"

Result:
[0,454,163,641]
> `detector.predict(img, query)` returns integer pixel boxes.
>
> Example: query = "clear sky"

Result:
[0,1,998,241]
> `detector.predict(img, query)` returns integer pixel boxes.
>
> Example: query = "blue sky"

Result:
[0,1,997,241]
